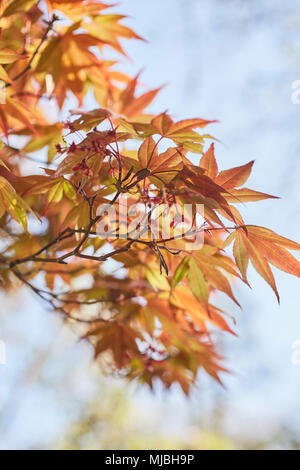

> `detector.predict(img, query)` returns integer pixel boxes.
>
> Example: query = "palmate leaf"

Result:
[21,123,64,162]
[142,295,228,389]
[194,256,241,307]
[187,257,209,306]
[216,160,254,189]
[0,158,9,170]
[116,74,161,118]
[170,285,236,335]
[45,1,112,21]
[24,175,77,205]
[171,256,189,289]
[118,113,216,149]
[68,108,111,132]
[151,113,217,137]
[35,27,108,107]
[200,143,218,179]
[0,175,36,229]
[199,146,277,203]
[0,64,12,84]
[232,229,249,283]
[226,226,300,302]
[150,148,183,179]
[180,165,238,223]
[0,97,40,137]
[0,48,27,64]
[138,136,157,168]
[85,13,144,56]
[223,187,278,203]
[2,0,38,17]
[86,322,143,368]
[122,136,184,184]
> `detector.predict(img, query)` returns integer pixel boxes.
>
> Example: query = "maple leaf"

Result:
[116,74,161,118]
[68,108,111,132]
[1,0,38,17]
[0,97,40,137]
[0,175,36,229]
[152,113,216,136]
[35,26,107,107]
[223,188,278,203]
[46,0,112,21]
[87,322,143,368]
[85,13,144,56]
[0,65,12,84]
[180,164,238,223]
[21,123,64,162]
[170,285,236,335]
[122,137,185,186]
[226,226,300,302]
[0,48,27,64]
[200,143,218,179]
[199,149,277,204]
[216,160,254,189]
[192,252,241,307]
[24,175,77,205]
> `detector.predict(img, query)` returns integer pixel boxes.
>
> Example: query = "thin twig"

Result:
[3,15,58,89]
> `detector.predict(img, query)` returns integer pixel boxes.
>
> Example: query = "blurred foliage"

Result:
[58,382,234,450]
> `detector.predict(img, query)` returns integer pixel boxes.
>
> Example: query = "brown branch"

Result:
[3,15,58,89]
[11,267,114,324]
[9,190,122,269]
[9,227,74,268]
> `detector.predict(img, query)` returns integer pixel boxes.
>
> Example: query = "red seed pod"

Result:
[55,144,62,153]
[83,168,93,177]
[72,159,93,177]
[146,359,154,372]
[65,122,75,132]
[109,168,117,177]
[69,142,77,153]
[107,129,116,137]
[152,196,161,204]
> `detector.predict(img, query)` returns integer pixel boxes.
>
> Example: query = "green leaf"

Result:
[188,258,209,305]
[0,176,37,230]
[172,257,189,289]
